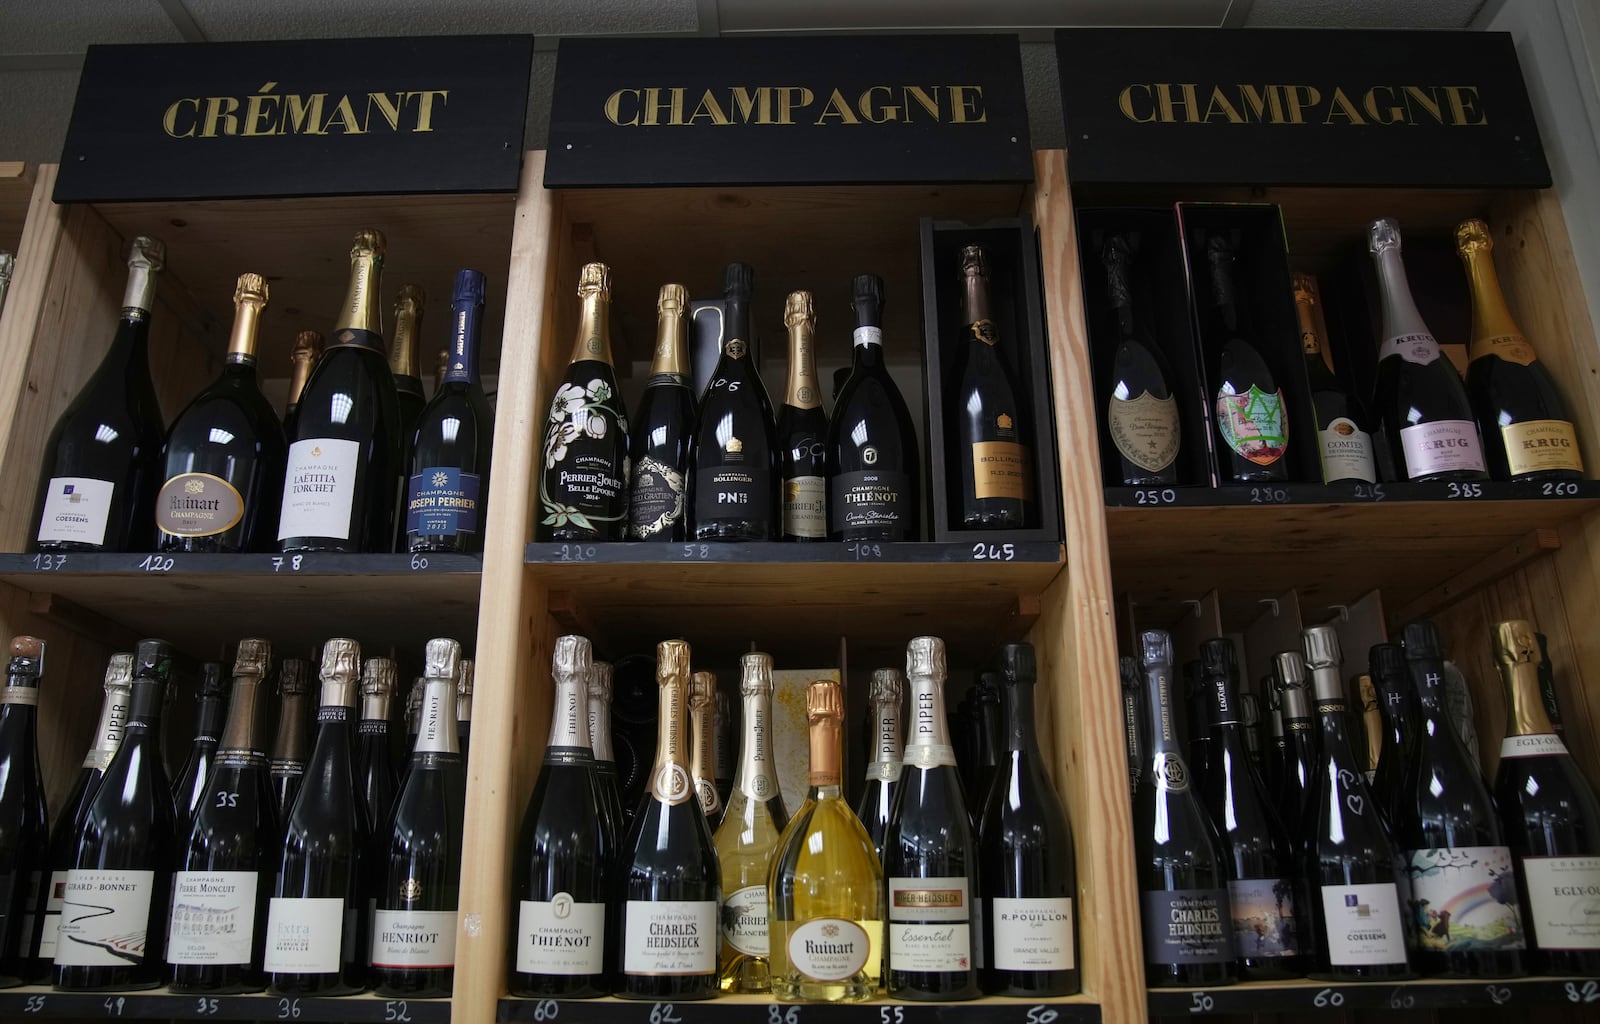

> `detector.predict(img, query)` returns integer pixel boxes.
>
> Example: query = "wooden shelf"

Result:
[0,987,448,1023]
[1145,976,1600,1015]
[498,994,1101,1024]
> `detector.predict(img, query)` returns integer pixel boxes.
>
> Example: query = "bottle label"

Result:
[166,870,258,966]
[0,686,38,706]
[1502,419,1583,476]
[1319,882,1408,966]
[54,868,156,965]
[622,899,718,975]
[1402,845,1526,952]
[1226,878,1298,959]
[1471,332,1536,367]
[36,870,67,959]
[694,467,770,526]
[262,896,346,972]
[36,477,115,546]
[1215,386,1289,467]
[888,876,972,972]
[1381,331,1442,365]
[1501,733,1568,758]
[991,896,1075,971]
[853,327,883,348]
[830,470,911,533]
[405,467,481,537]
[972,441,1032,501]
[1399,420,1486,478]
[155,472,245,539]
[1108,392,1180,473]
[1139,889,1231,965]
[782,475,827,539]
[517,895,605,974]
[629,455,686,539]
[1318,418,1378,483]
[542,378,627,532]
[788,918,875,981]
[723,884,769,956]
[371,909,456,968]
[278,438,361,541]
[1519,856,1600,949]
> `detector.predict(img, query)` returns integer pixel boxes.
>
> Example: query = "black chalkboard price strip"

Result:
[1144,977,1600,1015]
[496,998,1102,1024]
[1103,477,1600,509]
[0,988,449,1023]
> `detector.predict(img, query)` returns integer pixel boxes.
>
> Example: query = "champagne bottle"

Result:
[405,270,494,554]
[1271,652,1316,824]
[1206,234,1289,482]
[628,285,695,541]
[539,263,629,540]
[1119,656,1144,801]
[714,691,734,812]
[433,349,447,396]
[614,640,720,999]
[0,252,12,323]
[373,639,465,998]
[55,639,177,991]
[979,643,1079,996]
[172,662,226,826]
[586,661,625,852]
[169,639,275,993]
[1294,273,1377,484]
[953,245,1032,528]
[1535,633,1566,736]
[689,672,723,823]
[389,284,428,462]
[884,636,979,1000]
[157,273,290,552]
[1184,661,1215,801]
[355,658,400,839]
[283,331,324,435]
[974,673,1002,830]
[1368,643,1411,828]
[1260,676,1286,800]
[777,291,829,541]
[1490,620,1600,974]
[854,668,904,865]
[456,659,474,765]
[1135,629,1235,987]
[1301,626,1411,980]
[1395,620,1525,978]
[31,237,166,552]
[269,658,312,829]
[265,639,366,995]
[714,653,790,992]
[0,638,47,988]
[1102,236,1180,486]
[1368,218,1488,482]
[768,678,885,1003]
[1357,674,1383,783]
[827,274,921,541]
[510,636,612,998]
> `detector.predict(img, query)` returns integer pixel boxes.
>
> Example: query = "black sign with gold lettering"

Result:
[1055,28,1550,188]
[545,35,1032,187]
[54,35,533,202]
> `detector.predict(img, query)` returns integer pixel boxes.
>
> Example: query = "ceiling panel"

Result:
[0,69,79,164]
[182,0,697,41]
[1,0,180,55]
[1245,0,1484,28]
[716,0,1232,32]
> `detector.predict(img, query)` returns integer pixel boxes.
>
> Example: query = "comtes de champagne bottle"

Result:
[1294,272,1377,485]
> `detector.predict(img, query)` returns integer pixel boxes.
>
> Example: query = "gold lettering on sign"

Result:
[601,85,987,126]
[1117,82,1491,127]
[160,83,451,138]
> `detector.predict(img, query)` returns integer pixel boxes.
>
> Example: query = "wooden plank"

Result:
[0,161,34,255]
[1395,528,1560,623]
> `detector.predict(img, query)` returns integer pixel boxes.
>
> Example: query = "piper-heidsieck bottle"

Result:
[1301,626,1411,981]
[0,637,47,988]
[1135,629,1235,987]
[628,284,696,541]
[854,668,904,865]
[953,245,1032,529]
[1368,643,1411,828]
[269,658,312,829]
[169,639,275,993]
[1102,235,1181,487]
[1294,272,1377,484]
[511,636,612,998]
[173,662,226,827]
[283,331,324,435]
[389,284,428,463]
[1206,233,1289,483]
[1272,652,1316,823]
[777,291,829,541]
[1490,620,1600,974]
[355,658,399,839]
[587,662,625,852]
[689,672,723,823]
[56,639,177,991]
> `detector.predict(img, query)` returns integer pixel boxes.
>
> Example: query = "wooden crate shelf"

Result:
[498,995,1102,1023]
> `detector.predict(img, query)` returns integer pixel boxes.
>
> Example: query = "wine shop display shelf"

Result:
[0,987,450,1023]
[1144,975,1600,1015]
[497,995,1100,1024]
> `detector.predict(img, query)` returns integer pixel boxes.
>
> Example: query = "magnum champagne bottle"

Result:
[628,284,695,541]
[157,273,289,551]
[1490,620,1600,974]
[1102,236,1180,486]
[1206,234,1289,482]
[279,230,403,552]
[0,638,47,988]
[587,661,625,851]
[539,263,629,540]
[355,658,399,838]
[389,284,428,461]
[283,331,324,434]
[1272,652,1316,822]
[1369,643,1411,827]
[269,659,312,828]
[689,671,723,822]
[1295,273,1377,484]
[952,245,1031,529]
[31,237,166,552]
[777,291,829,541]
[172,662,226,825]
[854,668,904,864]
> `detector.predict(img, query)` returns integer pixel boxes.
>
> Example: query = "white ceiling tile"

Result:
[0,69,80,163]
[182,0,698,41]
[1,0,181,55]
[1245,0,1485,28]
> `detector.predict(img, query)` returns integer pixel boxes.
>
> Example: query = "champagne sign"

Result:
[1055,28,1550,187]
[546,35,1032,186]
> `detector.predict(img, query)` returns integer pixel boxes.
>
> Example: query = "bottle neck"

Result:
[852,301,884,365]
[587,692,615,763]
[570,289,613,365]
[124,676,165,742]
[1314,693,1358,760]
[271,692,310,762]
[360,692,393,724]
[0,668,40,711]
[83,684,131,771]
[724,293,752,358]
[1296,297,1339,387]
[1409,658,1450,719]
[1208,256,1240,335]
[444,298,482,385]
[1462,246,1533,363]
[287,353,315,408]
[733,689,780,798]
[227,297,264,367]
[1003,681,1040,756]
[390,302,421,377]
[334,251,384,349]
[457,690,473,727]
[1499,658,1557,737]
[904,672,956,769]
[868,697,904,780]
[413,676,460,755]
[217,676,266,754]
[1373,246,1433,344]
[783,318,821,410]
[191,693,226,745]
[123,259,158,317]
[962,272,994,343]
[690,697,716,787]
[648,675,693,804]
[546,675,591,751]
[809,711,844,797]
[648,306,690,383]
[1143,661,1183,757]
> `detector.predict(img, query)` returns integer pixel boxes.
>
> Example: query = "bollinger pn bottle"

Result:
[628,284,696,541]
[172,662,227,826]
[952,245,1032,529]
[854,668,904,865]
[283,330,324,435]
[777,291,829,541]
[587,661,626,852]
[0,637,47,988]
[689,672,723,823]
[269,658,312,829]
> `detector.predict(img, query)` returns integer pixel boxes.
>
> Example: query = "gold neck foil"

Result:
[807,678,844,787]
[783,290,821,410]
[571,262,614,365]
[288,331,323,406]
[334,229,386,337]
[1457,218,1534,366]
[123,236,166,314]
[390,284,425,376]
[650,283,690,379]
[649,640,694,805]
[1496,619,1556,737]
[228,273,268,362]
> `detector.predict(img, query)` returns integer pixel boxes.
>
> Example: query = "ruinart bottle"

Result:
[768,678,885,1003]
[854,668,904,865]
[0,637,47,989]
[689,672,723,823]
[953,245,1032,529]
[389,284,428,463]
[283,330,324,434]
[628,284,696,541]
[777,291,829,541]
[1294,273,1377,484]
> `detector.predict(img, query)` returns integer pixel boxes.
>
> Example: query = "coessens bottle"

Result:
[628,284,696,541]
[952,245,1032,529]
[854,668,904,865]
[777,291,829,541]
[0,637,47,988]
[1102,235,1180,487]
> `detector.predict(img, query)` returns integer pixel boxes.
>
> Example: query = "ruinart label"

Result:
[166,871,257,965]
[278,438,360,540]
[789,918,873,982]
[517,894,605,974]
[1521,856,1600,949]
[37,477,115,546]
[54,869,156,966]
[623,899,717,975]
[155,472,245,539]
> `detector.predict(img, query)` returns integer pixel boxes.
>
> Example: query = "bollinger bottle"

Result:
[1134,629,1236,987]
[587,662,626,852]
[1197,641,1304,980]
[406,269,494,554]
[279,230,403,552]
[979,643,1080,996]
[777,291,829,541]
[953,245,1032,529]
[1102,235,1180,486]
[1295,273,1377,484]
[354,658,399,839]
[55,639,177,991]
[0,637,47,988]
[1369,643,1412,828]
[613,640,721,1000]
[389,284,428,464]
[1206,234,1289,483]
[264,639,367,996]
[854,668,904,865]
[1301,626,1412,981]
[713,653,791,992]
[690,262,779,541]
[283,331,324,434]
[172,662,227,826]
[628,284,696,541]
[372,639,466,997]
[31,237,166,552]
[1368,218,1488,482]
[689,672,723,823]
[827,274,921,541]
[1395,620,1525,978]
[168,639,275,993]
[1458,219,1583,481]
[1119,656,1145,801]
[510,636,612,998]
[269,658,313,829]
[884,636,980,1000]
[768,679,885,1003]
[1271,652,1316,825]
[456,660,474,765]
[540,263,630,540]
[1490,620,1600,974]
[156,273,290,552]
